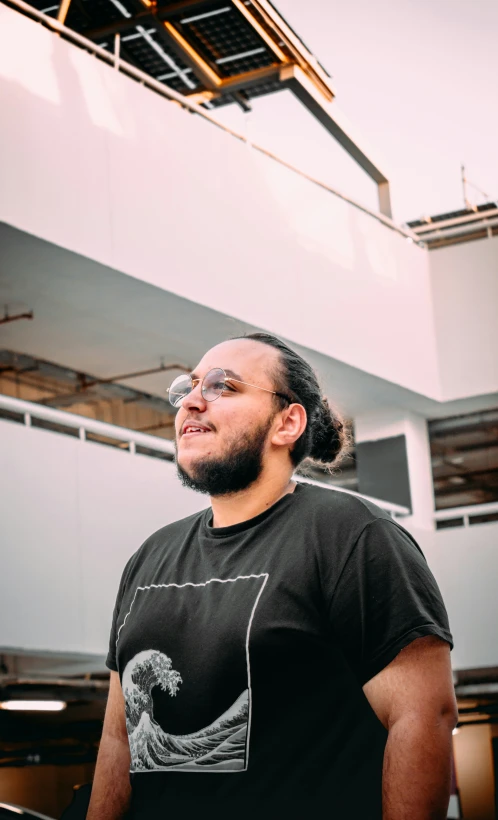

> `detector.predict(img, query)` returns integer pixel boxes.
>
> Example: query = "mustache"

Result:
[178,417,216,436]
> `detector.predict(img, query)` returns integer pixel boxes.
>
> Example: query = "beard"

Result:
[176,417,273,497]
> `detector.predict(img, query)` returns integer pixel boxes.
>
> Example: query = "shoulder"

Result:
[301,484,425,560]
[293,482,403,575]
[292,484,420,602]
[295,481,394,534]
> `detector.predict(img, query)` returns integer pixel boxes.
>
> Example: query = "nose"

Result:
[181,380,207,413]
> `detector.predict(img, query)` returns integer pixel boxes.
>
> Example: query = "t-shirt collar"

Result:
[202,482,304,539]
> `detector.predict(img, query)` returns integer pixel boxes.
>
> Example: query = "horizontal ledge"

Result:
[7,0,420,238]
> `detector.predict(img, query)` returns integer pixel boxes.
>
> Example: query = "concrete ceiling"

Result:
[1,221,497,421]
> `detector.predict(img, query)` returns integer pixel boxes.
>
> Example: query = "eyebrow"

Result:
[224,369,244,382]
[190,368,244,382]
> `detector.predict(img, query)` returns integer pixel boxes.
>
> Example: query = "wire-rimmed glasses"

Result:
[168,367,292,408]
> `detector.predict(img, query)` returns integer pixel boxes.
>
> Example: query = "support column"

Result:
[354,408,435,531]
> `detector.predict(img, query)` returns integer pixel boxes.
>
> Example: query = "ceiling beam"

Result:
[37,363,186,409]
[85,0,213,41]
[432,442,498,461]
[80,362,187,388]
[435,473,498,498]
[163,20,222,90]
[436,467,498,483]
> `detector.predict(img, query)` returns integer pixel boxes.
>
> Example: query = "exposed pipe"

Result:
[0,309,34,326]
[39,361,188,406]
[81,362,187,388]
[0,675,109,690]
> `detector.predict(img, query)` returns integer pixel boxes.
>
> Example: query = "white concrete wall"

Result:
[1,416,497,670]
[0,418,206,656]
[0,5,441,400]
[430,236,498,401]
[411,520,498,672]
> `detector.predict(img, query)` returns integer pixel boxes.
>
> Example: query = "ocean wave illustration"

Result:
[122,650,248,772]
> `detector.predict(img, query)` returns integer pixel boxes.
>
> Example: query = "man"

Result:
[88,333,457,819]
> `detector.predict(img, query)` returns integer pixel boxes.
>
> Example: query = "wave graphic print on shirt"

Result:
[117,574,268,773]
[123,650,249,771]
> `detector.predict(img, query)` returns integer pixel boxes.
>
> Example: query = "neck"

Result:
[210,470,296,528]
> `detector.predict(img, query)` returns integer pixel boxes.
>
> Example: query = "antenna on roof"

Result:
[461,164,490,211]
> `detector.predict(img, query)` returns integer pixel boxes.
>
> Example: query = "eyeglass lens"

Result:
[168,368,227,407]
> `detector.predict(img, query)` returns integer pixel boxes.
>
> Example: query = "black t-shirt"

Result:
[106,483,452,819]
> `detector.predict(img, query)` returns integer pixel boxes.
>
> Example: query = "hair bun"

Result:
[233,332,350,469]
[309,398,349,466]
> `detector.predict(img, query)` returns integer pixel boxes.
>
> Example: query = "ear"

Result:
[270,404,307,450]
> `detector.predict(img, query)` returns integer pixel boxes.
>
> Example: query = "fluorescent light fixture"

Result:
[0,700,67,712]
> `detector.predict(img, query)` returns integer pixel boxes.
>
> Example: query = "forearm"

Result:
[87,733,132,820]
[382,713,454,819]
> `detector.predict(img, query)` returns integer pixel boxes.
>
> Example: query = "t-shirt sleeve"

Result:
[106,553,137,673]
[328,518,453,686]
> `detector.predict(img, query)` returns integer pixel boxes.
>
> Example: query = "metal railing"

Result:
[410,218,498,247]
[434,501,498,529]
[4,0,422,244]
[409,207,498,237]
[0,393,409,517]
[0,393,175,457]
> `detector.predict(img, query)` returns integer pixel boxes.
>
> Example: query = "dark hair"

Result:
[233,332,350,469]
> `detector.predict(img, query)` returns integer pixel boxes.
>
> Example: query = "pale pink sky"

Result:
[216,0,498,223]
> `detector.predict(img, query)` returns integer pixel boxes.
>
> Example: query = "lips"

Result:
[182,421,212,436]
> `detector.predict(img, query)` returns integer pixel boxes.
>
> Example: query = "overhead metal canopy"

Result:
[17,0,392,216]
[407,201,498,249]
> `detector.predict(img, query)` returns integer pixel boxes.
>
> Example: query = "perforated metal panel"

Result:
[67,0,135,35]
[177,5,275,78]
[27,0,298,109]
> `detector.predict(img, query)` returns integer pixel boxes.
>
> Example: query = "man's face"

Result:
[174,339,281,496]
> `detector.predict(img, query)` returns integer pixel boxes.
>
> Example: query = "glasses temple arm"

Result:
[227,378,292,403]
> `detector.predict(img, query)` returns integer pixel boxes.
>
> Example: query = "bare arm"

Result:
[87,671,132,820]
[363,636,458,820]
